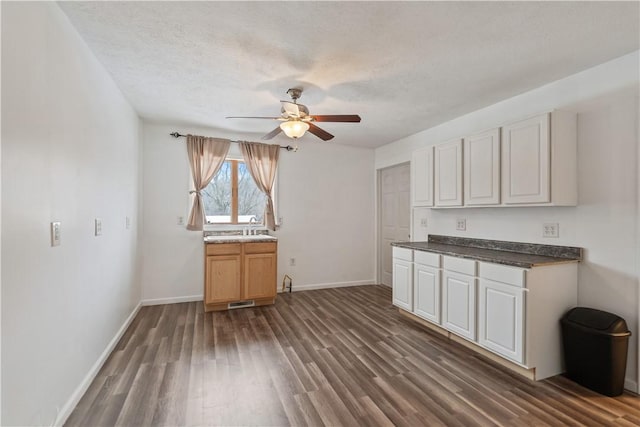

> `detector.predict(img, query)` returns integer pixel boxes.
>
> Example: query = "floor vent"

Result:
[228,300,255,310]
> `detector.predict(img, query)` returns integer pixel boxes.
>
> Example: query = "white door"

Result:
[379,163,411,286]
[442,270,476,341]
[435,139,463,206]
[392,258,413,310]
[464,128,500,206]
[502,113,550,204]
[414,263,441,324]
[411,146,434,206]
[479,278,526,363]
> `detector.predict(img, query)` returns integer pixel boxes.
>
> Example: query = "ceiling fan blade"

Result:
[307,123,334,141]
[226,116,281,120]
[262,126,283,140]
[310,115,361,123]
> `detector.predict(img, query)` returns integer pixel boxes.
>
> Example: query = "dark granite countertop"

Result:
[204,235,277,244]
[391,235,582,268]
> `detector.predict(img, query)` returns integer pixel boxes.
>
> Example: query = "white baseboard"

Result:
[55,302,142,427]
[289,279,376,292]
[141,294,203,306]
[624,377,638,394]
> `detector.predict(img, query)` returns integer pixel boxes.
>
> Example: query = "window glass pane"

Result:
[201,160,267,224]
[203,161,231,223]
[238,162,266,223]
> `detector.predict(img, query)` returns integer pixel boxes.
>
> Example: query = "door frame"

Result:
[376,162,410,286]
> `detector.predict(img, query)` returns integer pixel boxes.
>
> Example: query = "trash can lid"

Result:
[564,307,629,334]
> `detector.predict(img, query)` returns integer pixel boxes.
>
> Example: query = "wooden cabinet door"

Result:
[442,270,476,341]
[414,263,440,324]
[243,252,277,300]
[206,255,242,304]
[502,114,550,204]
[478,278,525,363]
[411,146,434,206]
[392,258,413,311]
[435,139,463,206]
[464,128,500,206]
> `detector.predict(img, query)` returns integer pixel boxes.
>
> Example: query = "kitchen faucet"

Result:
[249,216,259,235]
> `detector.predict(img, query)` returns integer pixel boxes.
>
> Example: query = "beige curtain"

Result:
[186,135,231,231]
[239,141,280,230]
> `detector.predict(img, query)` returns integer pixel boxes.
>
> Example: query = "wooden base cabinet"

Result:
[204,241,277,311]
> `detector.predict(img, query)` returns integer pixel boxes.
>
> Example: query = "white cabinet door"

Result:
[392,258,413,311]
[442,270,476,341]
[411,146,434,207]
[478,278,525,364]
[434,139,463,206]
[464,128,500,206]
[414,263,440,324]
[502,114,550,204]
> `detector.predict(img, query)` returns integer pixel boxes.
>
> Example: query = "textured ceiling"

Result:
[58,1,639,148]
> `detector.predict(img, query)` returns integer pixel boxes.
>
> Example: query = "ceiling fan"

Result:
[226,88,361,141]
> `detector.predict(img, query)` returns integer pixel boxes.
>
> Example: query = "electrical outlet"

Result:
[456,218,466,231]
[125,216,131,229]
[543,223,559,238]
[278,216,284,226]
[177,216,185,226]
[95,218,102,236]
[50,222,61,247]
[289,257,296,267]
[420,217,428,227]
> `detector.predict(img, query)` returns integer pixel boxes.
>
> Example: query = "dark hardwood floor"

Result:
[65,285,640,426]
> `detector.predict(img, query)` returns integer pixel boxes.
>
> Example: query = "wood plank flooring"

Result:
[65,285,640,426]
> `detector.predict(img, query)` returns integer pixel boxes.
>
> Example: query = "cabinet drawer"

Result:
[479,262,525,288]
[206,243,241,256]
[414,251,441,267]
[244,242,277,254]
[443,256,476,276]
[392,247,413,262]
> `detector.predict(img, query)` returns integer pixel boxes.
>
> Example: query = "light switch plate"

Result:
[51,222,61,246]
[95,218,102,236]
[420,218,428,227]
[125,216,131,229]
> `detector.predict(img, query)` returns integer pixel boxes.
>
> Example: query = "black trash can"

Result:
[561,307,631,396]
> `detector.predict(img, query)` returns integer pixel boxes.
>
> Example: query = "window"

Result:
[202,160,267,224]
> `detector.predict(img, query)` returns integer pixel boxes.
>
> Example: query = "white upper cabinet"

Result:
[502,111,577,206]
[409,110,576,210]
[434,139,463,206]
[411,146,434,207]
[464,128,500,206]
[502,114,550,204]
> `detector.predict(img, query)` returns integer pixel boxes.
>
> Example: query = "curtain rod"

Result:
[169,132,297,151]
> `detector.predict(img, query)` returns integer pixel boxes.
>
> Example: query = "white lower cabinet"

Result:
[393,247,577,381]
[392,247,413,311]
[478,277,525,363]
[413,252,442,324]
[442,270,476,341]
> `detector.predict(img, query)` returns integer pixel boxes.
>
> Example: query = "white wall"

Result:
[375,51,640,391]
[1,3,142,426]
[141,122,375,302]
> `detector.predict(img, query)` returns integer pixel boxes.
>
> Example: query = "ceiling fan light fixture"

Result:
[279,120,309,139]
